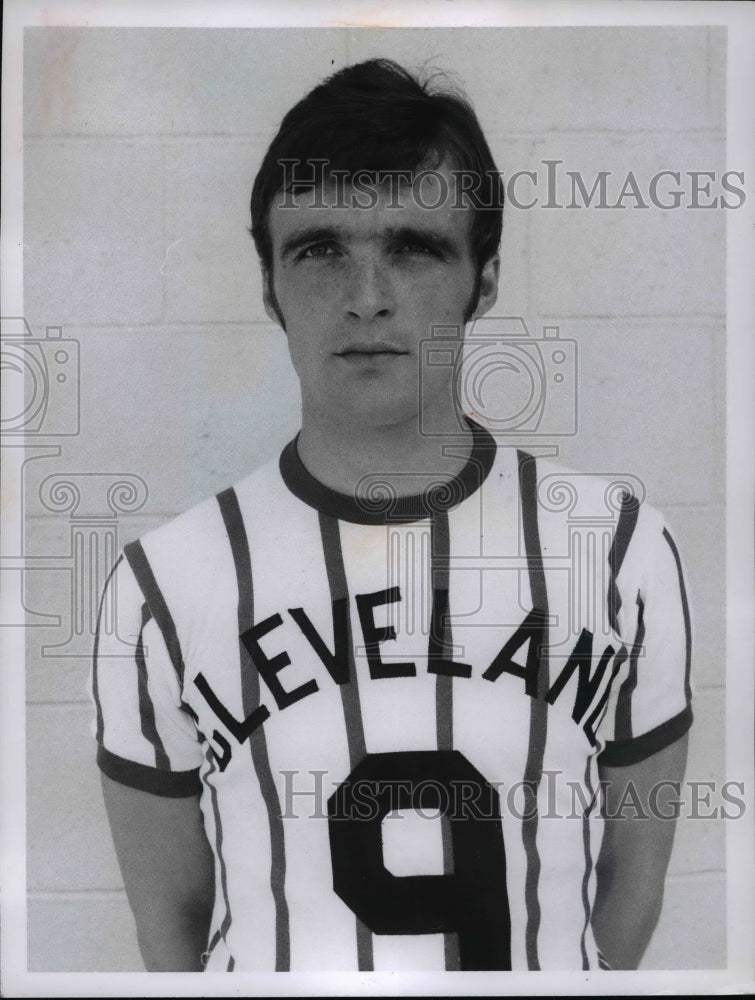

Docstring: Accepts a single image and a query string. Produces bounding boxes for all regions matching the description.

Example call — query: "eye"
[392,237,448,260]
[397,240,434,255]
[298,243,339,260]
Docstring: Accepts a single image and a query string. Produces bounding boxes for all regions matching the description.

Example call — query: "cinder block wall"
[23,27,726,971]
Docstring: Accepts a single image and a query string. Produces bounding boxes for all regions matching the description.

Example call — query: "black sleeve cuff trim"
[97,745,201,798]
[598,704,693,767]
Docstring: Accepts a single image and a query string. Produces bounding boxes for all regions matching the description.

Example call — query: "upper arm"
[92,552,212,969]
[101,775,214,970]
[598,730,689,875]
[101,774,215,914]
[592,732,689,969]
[591,511,693,967]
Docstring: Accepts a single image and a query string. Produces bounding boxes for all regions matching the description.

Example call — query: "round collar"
[279,417,496,524]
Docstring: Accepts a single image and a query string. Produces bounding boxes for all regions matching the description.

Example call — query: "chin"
[336,393,421,431]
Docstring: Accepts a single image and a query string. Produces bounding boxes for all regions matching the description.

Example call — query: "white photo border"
[2,1,753,996]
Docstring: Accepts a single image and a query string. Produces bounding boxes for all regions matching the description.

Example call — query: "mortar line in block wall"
[537,317,726,326]
[27,701,95,712]
[23,128,728,142]
[536,313,727,322]
[25,512,175,520]
[663,871,727,885]
[23,132,275,143]
[28,889,129,902]
[659,503,726,512]
[515,128,726,139]
[668,867,728,880]
[706,27,713,122]
[159,143,167,325]
[25,321,278,331]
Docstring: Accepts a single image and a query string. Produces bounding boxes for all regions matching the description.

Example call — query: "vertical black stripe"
[92,554,123,744]
[217,486,290,972]
[615,594,645,741]
[517,451,549,971]
[585,647,628,740]
[318,511,373,972]
[135,603,170,769]
[662,528,693,706]
[579,755,596,969]
[431,512,454,751]
[318,513,367,765]
[204,928,221,965]
[607,493,640,635]
[429,511,460,971]
[123,540,185,683]
[205,745,233,963]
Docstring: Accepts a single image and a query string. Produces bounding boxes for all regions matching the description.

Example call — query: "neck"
[296,404,476,498]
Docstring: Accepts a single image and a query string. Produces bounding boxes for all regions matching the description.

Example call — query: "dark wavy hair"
[250,59,504,275]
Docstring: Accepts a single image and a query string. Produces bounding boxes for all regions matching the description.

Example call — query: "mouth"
[335,343,409,358]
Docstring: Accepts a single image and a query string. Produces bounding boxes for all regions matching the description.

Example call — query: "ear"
[262,267,284,328]
[261,269,276,322]
[472,254,500,319]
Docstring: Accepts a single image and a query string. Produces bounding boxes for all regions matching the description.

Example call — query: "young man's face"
[263,163,499,432]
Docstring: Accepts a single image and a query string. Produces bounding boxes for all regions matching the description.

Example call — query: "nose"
[344,257,395,321]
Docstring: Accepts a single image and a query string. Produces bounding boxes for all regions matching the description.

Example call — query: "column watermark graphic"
[37,473,148,656]
[1,316,147,655]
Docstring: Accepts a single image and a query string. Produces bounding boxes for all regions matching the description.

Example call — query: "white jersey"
[92,420,692,971]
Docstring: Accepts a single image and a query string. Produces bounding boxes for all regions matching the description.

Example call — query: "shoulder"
[518,451,667,540]
[122,452,284,608]
[132,453,281,552]
[510,450,679,607]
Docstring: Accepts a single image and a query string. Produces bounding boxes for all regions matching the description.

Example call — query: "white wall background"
[23,26,726,972]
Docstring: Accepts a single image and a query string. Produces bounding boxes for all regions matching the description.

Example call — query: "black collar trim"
[279,417,497,525]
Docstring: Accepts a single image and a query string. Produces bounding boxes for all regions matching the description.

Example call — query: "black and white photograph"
[1,1,753,995]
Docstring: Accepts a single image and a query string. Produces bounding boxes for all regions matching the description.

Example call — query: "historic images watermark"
[279,768,747,823]
[276,159,747,211]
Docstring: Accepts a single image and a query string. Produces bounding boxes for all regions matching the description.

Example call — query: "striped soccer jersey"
[92,419,692,972]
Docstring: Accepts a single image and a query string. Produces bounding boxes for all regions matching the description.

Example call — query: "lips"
[336,342,409,356]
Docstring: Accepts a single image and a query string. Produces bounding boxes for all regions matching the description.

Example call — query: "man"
[92,59,692,972]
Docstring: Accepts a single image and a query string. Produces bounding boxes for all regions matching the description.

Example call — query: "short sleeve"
[91,552,203,796]
[598,513,693,767]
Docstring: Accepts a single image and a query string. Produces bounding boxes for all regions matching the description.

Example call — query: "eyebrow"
[278,224,463,262]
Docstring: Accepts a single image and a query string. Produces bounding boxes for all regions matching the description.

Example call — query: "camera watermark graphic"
[0,317,80,436]
[420,316,578,440]
[1,316,145,654]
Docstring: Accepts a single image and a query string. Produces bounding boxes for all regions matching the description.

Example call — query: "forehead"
[267,164,475,251]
